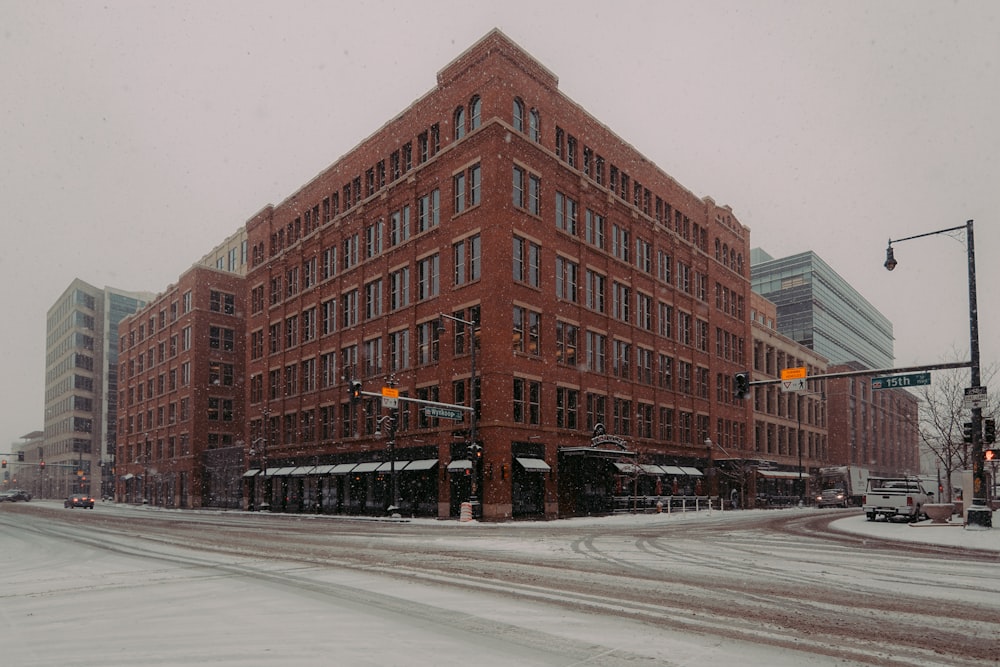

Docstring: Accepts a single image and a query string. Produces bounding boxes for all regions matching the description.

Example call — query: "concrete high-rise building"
[42,279,154,499]
[750,249,893,369]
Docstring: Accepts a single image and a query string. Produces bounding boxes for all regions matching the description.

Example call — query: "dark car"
[815,488,848,508]
[65,492,95,509]
[1,489,32,502]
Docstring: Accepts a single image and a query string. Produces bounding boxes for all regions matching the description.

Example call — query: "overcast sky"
[2,0,998,443]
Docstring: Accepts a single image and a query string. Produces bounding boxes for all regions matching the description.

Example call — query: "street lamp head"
[884,244,897,271]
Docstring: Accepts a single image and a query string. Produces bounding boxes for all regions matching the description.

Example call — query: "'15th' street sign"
[872,372,931,390]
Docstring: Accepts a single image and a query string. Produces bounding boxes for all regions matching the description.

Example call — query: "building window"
[454,171,466,213]
[454,106,465,140]
[586,393,606,431]
[658,354,673,390]
[284,316,298,349]
[321,299,336,335]
[417,254,440,300]
[658,302,673,339]
[208,362,234,387]
[342,289,359,329]
[365,279,383,320]
[299,307,314,343]
[390,329,409,371]
[365,219,383,259]
[512,166,524,208]
[585,270,606,313]
[209,291,235,314]
[390,267,410,311]
[555,320,578,366]
[512,306,540,355]
[528,108,540,142]
[555,256,578,302]
[613,340,631,379]
[454,235,482,286]
[469,95,481,130]
[585,209,605,249]
[512,236,540,287]
[555,192,578,235]
[301,358,316,393]
[417,320,439,365]
[613,282,630,322]
[209,326,234,351]
[363,337,383,377]
[418,190,440,231]
[513,378,540,425]
[586,331,606,373]
[390,205,410,246]
[556,387,578,430]
[512,98,524,132]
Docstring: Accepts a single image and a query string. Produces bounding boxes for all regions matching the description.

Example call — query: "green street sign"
[872,372,931,390]
[423,406,464,420]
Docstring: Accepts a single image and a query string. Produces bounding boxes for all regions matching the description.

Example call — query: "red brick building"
[826,361,921,476]
[241,30,753,520]
[116,265,246,508]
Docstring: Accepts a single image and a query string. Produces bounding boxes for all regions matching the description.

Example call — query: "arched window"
[737,253,744,275]
[512,98,524,132]
[529,108,540,142]
[454,106,466,140]
[722,243,729,267]
[714,238,721,261]
[469,95,481,130]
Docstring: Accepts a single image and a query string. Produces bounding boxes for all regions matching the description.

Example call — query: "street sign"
[964,386,988,410]
[871,371,931,390]
[781,378,806,392]
[781,366,807,380]
[381,387,399,398]
[424,406,464,421]
[381,397,399,409]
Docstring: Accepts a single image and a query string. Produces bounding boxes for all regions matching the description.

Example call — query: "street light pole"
[438,312,479,512]
[376,415,399,515]
[885,219,990,529]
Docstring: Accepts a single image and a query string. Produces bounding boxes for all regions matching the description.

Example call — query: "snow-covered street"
[1,502,997,666]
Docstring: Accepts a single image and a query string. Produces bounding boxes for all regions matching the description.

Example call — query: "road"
[1,502,997,666]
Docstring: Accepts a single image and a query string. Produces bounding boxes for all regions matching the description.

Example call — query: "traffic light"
[985,449,999,463]
[985,418,996,444]
[733,372,751,400]
[467,442,483,459]
[962,422,974,444]
[1,459,6,468]
[350,380,362,403]
[40,461,45,470]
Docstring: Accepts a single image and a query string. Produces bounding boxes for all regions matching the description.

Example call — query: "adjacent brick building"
[116,265,246,508]
[240,30,753,520]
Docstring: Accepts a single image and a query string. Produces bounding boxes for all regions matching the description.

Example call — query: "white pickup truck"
[862,477,935,522]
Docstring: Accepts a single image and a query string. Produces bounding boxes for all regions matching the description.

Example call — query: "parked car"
[0,489,32,502]
[65,492,95,509]
[815,488,848,508]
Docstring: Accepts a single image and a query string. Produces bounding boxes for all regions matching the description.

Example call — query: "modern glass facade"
[751,250,893,370]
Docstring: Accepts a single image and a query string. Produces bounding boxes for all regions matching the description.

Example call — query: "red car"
[65,493,95,509]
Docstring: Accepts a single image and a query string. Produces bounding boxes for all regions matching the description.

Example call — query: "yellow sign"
[780,366,807,380]
[381,387,399,398]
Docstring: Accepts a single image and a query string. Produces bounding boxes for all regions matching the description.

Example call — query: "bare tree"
[915,358,997,503]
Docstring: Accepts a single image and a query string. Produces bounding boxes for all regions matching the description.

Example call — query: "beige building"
[743,292,829,504]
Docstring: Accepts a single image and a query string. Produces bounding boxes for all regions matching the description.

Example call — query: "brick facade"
[116,266,246,508]
[241,30,753,520]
